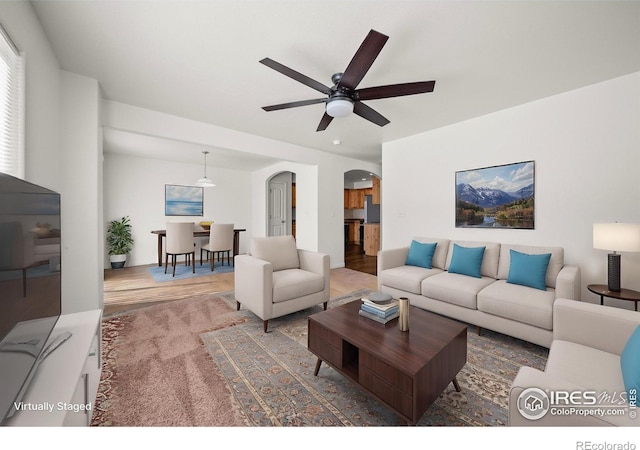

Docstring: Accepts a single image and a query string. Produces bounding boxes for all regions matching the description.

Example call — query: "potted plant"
[107,216,134,269]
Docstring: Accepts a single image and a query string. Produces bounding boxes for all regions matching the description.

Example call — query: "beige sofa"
[378,237,581,348]
[509,299,640,426]
[234,235,330,332]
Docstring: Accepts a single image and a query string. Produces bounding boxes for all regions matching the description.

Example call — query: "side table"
[587,284,640,312]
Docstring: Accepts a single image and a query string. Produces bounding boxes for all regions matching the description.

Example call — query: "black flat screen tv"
[0,172,62,425]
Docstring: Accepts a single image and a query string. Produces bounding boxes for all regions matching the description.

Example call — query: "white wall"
[1,3,104,315]
[103,101,382,269]
[382,72,640,307]
[104,152,252,267]
[59,71,103,313]
[0,1,60,191]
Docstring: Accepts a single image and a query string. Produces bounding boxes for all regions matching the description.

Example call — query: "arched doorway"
[267,171,296,237]
[344,169,380,275]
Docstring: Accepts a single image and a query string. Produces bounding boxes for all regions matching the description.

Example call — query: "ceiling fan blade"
[353,101,390,127]
[260,58,332,95]
[355,81,436,101]
[338,30,389,91]
[262,98,327,112]
[316,112,333,131]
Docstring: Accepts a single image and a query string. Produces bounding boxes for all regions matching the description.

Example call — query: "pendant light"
[196,150,216,187]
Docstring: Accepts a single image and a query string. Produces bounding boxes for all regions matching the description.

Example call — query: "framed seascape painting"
[165,184,204,216]
[455,160,535,229]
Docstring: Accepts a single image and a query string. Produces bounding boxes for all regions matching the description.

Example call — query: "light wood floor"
[103,264,378,315]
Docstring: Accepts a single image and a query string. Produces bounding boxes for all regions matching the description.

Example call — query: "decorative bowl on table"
[366,291,394,305]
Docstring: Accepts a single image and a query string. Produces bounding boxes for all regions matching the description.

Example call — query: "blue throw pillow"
[405,240,437,269]
[507,249,551,291]
[448,244,485,278]
[621,325,640,404]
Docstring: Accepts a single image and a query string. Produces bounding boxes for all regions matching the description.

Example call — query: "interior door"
[268,180,287,236]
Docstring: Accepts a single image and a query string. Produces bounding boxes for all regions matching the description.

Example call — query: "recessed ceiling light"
[332,139,341,145]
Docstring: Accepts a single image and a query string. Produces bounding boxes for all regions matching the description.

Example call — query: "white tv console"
[4,309,102,426]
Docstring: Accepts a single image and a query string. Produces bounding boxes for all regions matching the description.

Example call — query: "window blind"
[0,23,24,179]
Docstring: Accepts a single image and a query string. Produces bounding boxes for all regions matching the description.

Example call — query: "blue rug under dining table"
[148,260,234,282]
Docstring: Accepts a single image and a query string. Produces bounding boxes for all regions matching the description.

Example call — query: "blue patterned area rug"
[148,260,233,282]
[202,290,548,426]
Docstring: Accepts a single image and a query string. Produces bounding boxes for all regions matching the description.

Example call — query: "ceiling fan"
[260,29,436,132]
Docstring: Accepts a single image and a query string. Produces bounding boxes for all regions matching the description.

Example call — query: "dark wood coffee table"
[308,299,467,424]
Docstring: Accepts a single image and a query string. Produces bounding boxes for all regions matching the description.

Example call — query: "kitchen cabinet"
[345,220,362,243]
[372,177,381,205]
[364,223,380,256]
[344,189,366,209]
[292,183,296,208]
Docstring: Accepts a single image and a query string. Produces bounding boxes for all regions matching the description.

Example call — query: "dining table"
[151,228,246,267]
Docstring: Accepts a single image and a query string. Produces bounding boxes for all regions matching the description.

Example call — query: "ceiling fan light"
[326,98,354,118]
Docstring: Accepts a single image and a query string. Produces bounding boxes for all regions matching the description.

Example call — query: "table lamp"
[593,223,640,291]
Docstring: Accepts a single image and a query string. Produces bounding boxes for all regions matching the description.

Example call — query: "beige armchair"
[234,235,330,332]
[509,298,640,426]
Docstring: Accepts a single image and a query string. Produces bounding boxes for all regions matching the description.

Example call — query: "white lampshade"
[593,223,640,252]
[326,98,354,118]
[196,177,216,188]
[196,150,216,187]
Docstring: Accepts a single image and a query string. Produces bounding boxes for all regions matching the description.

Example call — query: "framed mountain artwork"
[455,161,535,229]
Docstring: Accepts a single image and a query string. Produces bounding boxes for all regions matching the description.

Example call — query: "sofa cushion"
[448,243,485,278]
[446,240,500,279]
[498,244,564,288]
[250,235,300,271]
[507,249,552,291]
[621,325,640,400]
[422,272,495,309]
[477,280,554,330]
[412,237,450,269]
[379,266,443,295]
[405,240,437,269]
[546,340,625,394]
[272,268,324,303]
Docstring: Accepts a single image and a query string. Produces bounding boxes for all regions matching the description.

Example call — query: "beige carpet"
[92,292,249,426]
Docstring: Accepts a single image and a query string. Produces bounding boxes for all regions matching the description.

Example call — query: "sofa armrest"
[553,298,640,355]
[298,249,330,299]
[377,246,409,273]
[298,249,329,276]
[509,366,610,427]
[234,254,273,320]
[554,265,580,300]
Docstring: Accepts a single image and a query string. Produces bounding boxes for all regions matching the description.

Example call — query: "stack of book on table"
[359,292,399,324]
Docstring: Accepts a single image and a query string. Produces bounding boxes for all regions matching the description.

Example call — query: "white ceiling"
[31,1,640,171]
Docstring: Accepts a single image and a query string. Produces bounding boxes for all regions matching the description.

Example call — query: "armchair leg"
[263,320,268,333]
[323,302,328,310]
[236,301,241,311]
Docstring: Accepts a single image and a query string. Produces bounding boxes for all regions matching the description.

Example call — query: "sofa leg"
[477,326,482,336]
[236,301,241,311]
[263,320,269,333]
[452,377,461,392]
[323,301,328,310]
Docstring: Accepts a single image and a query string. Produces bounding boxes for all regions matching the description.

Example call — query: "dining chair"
[165,222,196,276]
[201,223,234,271]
